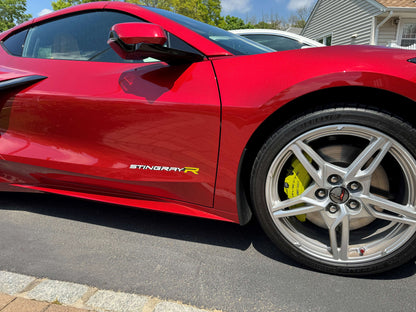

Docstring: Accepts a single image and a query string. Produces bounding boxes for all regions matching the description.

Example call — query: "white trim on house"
[385,7,416,13]
[372,10,393,45]
[364,0,388,11]
[317,32,333,46]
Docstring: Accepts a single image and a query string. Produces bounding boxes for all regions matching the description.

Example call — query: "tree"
[0,0,31,31]
[170,0,223,26]
[51,0,224,26]
[288,7,311,29]
[199,0,223,26]
[125,0,172,10]
[221,15,253,30]
[51,0,101,11]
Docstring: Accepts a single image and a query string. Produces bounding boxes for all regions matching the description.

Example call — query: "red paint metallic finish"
[0,57,221,208]
[111,23,167,45]
[0,2,415,225]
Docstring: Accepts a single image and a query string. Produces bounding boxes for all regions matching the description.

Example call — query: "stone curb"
[0,271,222,312]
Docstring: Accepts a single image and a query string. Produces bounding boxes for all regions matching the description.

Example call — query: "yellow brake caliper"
[283,157,311,222]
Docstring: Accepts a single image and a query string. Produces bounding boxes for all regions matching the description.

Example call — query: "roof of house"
[375,0,416,8]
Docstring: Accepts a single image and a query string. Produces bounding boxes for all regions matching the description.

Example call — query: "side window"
[242,34,306,52]
[22,11,146,63]
[2,29,29,56]
[3,10,202,63]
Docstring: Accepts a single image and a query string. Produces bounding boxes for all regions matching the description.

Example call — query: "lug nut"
[327,204,339,214]
[348,182,362,192]
[328,174,342,185]
[347,200,360,210]
[315,189,327,199]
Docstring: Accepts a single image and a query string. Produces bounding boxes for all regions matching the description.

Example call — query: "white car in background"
[230,29,324,51]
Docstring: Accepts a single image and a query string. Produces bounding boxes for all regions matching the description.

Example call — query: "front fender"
[211,46,416,223]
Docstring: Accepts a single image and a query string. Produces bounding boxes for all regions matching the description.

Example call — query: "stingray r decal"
[129,165,199,175]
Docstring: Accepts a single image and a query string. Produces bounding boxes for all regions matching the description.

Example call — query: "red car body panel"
[0,57,221,204]
[212,48,416,214]
[0,2,415,224]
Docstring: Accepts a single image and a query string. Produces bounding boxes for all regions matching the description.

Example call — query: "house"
[301,0,416,49]
[285,27,302,34]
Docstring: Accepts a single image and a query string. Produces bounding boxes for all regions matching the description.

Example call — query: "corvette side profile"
[1,2,416,276]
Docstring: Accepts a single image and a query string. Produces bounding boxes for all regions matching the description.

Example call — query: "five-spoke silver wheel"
[251,107,416,275]
[266,124,416,263]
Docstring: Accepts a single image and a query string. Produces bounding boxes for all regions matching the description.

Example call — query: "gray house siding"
[376,17,397,46]
[302,0,380,45]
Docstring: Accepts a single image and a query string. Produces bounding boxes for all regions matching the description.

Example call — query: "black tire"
[250,106,416,275]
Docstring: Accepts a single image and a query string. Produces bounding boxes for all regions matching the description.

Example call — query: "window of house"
[400,23,416,47]
[318,34,332,46]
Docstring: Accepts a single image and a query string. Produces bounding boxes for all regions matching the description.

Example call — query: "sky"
[26,0,318,21]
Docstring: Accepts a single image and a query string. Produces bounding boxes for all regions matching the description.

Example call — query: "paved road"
[1,192,416,312]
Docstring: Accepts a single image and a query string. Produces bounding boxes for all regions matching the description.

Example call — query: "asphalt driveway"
[0,193,416,312]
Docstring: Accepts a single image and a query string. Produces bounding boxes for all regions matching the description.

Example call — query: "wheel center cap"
[329,187,349,204]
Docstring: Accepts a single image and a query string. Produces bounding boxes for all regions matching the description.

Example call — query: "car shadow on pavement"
[0,192,298,263]
[1,192,415,279]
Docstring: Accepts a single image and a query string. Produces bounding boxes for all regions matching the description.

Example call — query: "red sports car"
[1,1,416,276]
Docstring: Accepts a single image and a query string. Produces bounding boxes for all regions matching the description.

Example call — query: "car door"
[0,10,221,207]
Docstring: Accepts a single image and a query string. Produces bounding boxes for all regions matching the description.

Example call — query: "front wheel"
[250,107,416,275]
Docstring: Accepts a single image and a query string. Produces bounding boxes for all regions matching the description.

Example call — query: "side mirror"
[110,22,167,46]
[108,22,204,65]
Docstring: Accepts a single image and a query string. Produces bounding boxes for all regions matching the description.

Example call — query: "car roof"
[230,29,325,47]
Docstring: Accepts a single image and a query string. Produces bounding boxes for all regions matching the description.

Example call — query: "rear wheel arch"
[236,86,416,226]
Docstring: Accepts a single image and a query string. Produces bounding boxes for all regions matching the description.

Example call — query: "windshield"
[145,7,274,56]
